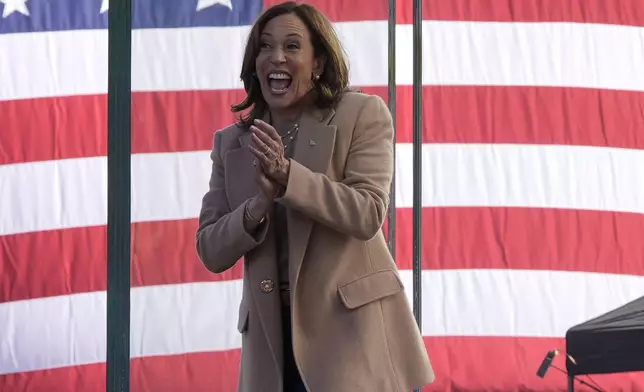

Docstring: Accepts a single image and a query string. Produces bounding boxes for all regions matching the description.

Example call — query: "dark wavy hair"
[231,1,350,127]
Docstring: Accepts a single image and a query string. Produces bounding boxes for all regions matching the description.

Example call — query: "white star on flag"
[100,0,108,14]
[1,0,29,18]
[196,0,232,12]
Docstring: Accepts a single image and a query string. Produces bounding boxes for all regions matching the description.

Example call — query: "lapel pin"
[309,140,316,147]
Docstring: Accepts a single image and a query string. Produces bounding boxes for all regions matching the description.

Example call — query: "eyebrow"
[261,32,303,38]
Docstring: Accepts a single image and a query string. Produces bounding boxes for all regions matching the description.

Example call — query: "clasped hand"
[249,119,291,199]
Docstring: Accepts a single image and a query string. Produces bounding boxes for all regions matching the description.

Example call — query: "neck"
[269,89,315,129]
[269,107,301,130]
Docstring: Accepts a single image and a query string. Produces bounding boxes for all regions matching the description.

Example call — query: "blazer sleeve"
[195,130,270,273]
[277,94,393,241]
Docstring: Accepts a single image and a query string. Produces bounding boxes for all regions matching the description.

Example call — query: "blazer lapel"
[227,107,276,208]
[287,106,337,299]
[225,132,259,210]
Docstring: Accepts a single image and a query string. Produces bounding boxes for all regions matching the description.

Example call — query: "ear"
[312,54,326,78]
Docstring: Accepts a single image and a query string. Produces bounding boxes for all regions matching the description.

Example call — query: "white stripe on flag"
[1,269,642,375]
[1,21,643,101]
[3,144,644,236]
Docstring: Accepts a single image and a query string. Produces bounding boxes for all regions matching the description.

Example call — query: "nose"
[269,48,286,64]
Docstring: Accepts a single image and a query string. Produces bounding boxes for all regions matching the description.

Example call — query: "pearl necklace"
[281,123,300,151]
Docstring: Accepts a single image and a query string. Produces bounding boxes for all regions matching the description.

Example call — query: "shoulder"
[336,90,387,112]
[331,91,392,142]
[210,122,246,154]
[333,90,390,125]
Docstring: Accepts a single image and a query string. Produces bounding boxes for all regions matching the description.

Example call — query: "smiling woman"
[195,2,434,392]
[231,0,349,126]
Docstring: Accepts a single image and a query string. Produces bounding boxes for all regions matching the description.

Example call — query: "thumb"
[256,169,272,188]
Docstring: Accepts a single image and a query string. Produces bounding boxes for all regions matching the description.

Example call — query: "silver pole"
[412,1,423,391]
[386,0,397,260]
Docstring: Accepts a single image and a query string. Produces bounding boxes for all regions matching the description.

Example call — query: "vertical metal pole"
[412,2,423,392]
[386,0,397,259]
[106,0,132,390]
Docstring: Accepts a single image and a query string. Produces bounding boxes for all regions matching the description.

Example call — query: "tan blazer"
[196,91,435,392]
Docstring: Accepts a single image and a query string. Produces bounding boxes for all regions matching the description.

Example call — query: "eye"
[285,42,300,50]
[259,41,271,49]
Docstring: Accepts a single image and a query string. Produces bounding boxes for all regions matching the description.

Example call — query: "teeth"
[268,72,291,80]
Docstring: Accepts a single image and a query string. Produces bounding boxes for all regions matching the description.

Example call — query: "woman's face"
[255,13,323,112]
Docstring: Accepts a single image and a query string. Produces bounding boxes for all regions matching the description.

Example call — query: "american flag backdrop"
[2,0,644,390]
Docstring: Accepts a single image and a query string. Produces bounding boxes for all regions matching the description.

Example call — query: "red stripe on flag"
[396,86,644,147]
[264,0,644,27]
[393,207,644,274]
[2,337,643,391]
[0,91,246,165]
[0,220,241,304]
[3,87,643,165]
[4,207,644,304]
[401,0,644,26]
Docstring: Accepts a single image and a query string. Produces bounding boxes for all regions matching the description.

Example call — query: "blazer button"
[260,279,275,293]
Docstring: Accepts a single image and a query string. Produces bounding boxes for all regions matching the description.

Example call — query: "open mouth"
[267,71,292,95]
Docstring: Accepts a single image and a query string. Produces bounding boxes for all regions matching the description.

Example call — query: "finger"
[253,158,268,177]
[251,125,280,150]
[253,120,282,142]
[257,169,271,181]
[249,145,273,167]
[256,169,274,189]
[251,132,273,155]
